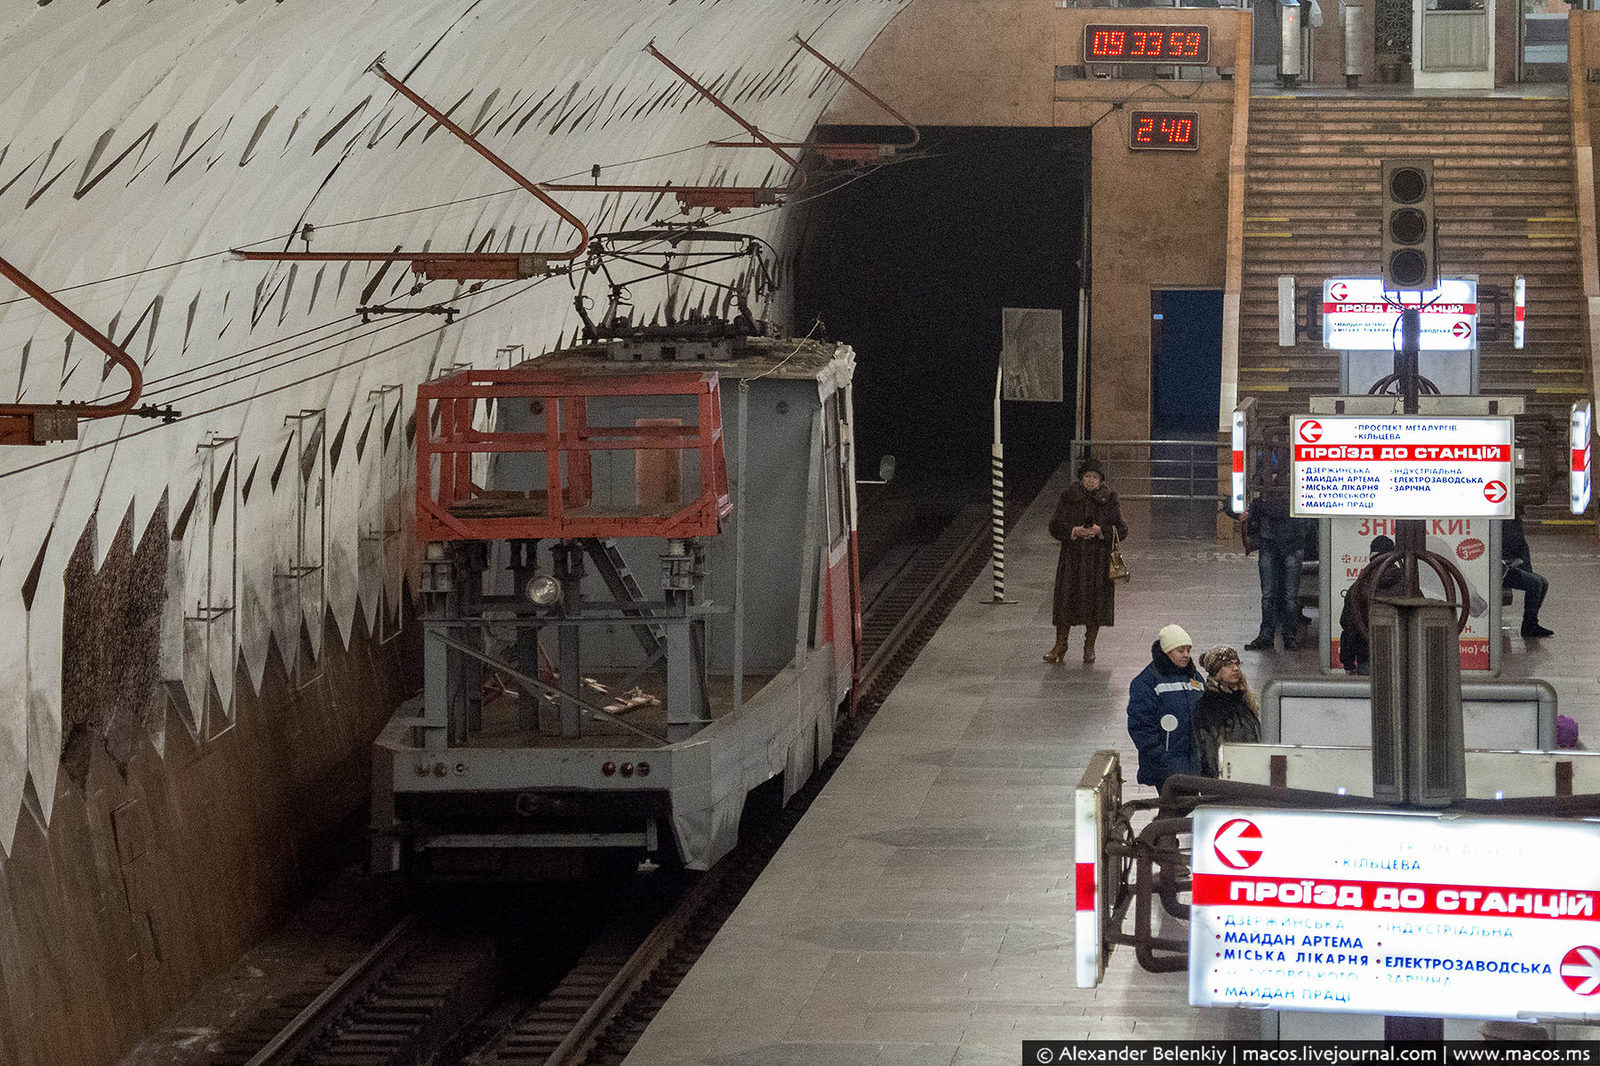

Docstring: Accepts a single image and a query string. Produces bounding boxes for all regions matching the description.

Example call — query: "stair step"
[1237,96,1589,438]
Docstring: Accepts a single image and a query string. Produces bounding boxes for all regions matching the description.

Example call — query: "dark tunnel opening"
[791,126,1091,502]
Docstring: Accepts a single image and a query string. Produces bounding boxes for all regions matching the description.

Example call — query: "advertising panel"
[1190,807,1600,1019]
[1327,516,1493,672]
[1292,415,1514,519]
[1322,278,1478,351]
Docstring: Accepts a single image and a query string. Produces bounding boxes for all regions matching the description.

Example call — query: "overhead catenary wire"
[149,278,527,407]
[0,274,550,484]
[0,139,746,311]
[1,139,914,482]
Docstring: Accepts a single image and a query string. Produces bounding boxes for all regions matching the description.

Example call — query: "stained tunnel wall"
[0,3,915,1062]
[792,126,1088,491]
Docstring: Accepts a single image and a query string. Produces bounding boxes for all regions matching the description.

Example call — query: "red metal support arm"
[0,255,178,445]
[236,58,588,276]
[710,36,920,156]
[0,255,143,419]
[543,42,803,213]
[643,42,799,169]
[368,61,588,259]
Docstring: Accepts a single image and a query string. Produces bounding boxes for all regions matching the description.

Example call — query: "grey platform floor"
[621,471,1600,1066]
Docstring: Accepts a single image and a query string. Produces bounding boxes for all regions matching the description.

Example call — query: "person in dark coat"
[1242,468,1313,651]
[1195,645,1261,778]
[1126,624,1204,789]
[1045,459,1128,665]
[1502,511,1553,638]
[1338,535,1402,675]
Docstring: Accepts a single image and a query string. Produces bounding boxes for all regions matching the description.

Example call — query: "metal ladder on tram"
[582,538,665,661]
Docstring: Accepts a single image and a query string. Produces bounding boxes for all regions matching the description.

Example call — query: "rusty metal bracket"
[542,42,802,214]
[710,35,921,163]
[0,255,178,445]
[235,58,588,280]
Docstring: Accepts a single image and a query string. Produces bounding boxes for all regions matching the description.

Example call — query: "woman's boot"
[1043,626,1071,663]
[1082,625,1100,664]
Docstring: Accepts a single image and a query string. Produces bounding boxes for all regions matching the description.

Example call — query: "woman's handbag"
[1108,526,1131,584]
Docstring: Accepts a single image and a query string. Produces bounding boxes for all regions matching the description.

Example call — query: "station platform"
[622,469,1600,1065]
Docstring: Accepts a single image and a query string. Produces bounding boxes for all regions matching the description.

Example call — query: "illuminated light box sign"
[1322,278,1478,351]
[1230,408,1247,514]
[1291,415,1514,519]
[1574,400,1592,515]
[1190,807,1600,1019]
[1083,24,1211,64]
[1130,110,1197,151]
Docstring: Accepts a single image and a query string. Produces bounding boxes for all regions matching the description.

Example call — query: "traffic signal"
[1380,158,1437,291]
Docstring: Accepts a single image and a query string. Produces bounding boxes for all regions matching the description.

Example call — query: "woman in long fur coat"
[1044,459,1127,664]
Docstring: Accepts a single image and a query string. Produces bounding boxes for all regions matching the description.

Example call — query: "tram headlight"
[527,574,562,606]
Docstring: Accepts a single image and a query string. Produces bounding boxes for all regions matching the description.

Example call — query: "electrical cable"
[0,137,746,310]
[155,276,531,408]
[4,124,920,475]
[0,275,549,483]
[745,318,823,383]
[90,309,367,403]
[80,158,876,412]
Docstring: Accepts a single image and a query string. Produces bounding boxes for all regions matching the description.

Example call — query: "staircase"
[1238,96,1589,519]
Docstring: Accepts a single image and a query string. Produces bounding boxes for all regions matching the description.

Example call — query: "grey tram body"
[373,341,860,879]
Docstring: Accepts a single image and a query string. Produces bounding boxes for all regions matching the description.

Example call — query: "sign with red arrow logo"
[1212,818,1263,870]
[1291,415,1515,519]
[1321,277,1478,351]
[1561,946,1600,995]
[1190,807,1600,1020]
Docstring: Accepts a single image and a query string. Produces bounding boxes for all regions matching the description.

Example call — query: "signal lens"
[1389,208,1426,245]
[1389,250,1429,288]
[1389,167,1427,204]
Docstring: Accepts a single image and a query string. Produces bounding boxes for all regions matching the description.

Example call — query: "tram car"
[371,321,861,880]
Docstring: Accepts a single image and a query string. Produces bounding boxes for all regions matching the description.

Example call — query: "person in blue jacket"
[1126,623,1205,789]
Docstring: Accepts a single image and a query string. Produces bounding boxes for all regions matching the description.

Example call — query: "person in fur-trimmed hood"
[1195,645,1261,778]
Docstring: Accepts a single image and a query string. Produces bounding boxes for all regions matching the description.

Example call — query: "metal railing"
[1069,439,1224,499]
[1069,438,1225,538]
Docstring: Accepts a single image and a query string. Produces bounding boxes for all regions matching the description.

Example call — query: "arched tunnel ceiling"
[0,0,910,853]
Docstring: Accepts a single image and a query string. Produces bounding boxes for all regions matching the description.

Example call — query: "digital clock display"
[1084,24,1211,64]
[1129,110,1199,151]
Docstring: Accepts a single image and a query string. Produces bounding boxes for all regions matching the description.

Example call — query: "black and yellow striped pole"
[992,364,1006,602]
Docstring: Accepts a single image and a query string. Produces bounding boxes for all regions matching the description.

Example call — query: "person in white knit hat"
[1126,623,1204,788]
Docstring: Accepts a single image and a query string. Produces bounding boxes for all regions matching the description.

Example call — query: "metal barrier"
[1069,438,1224,537]
[1259,676,1557,749]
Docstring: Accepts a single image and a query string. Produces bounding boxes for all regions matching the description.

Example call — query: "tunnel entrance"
[791,126,1090,501]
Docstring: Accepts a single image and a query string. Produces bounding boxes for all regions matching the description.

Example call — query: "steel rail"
[241,914,420,1066]
[225,499,1003,1066]
[521,506,998,1066]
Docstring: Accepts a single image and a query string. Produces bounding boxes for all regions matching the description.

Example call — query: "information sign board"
[1291,415,1514,519]
[1322,278,1478,351]
[1190,807,1600,1019]
[1327,517,1493,672]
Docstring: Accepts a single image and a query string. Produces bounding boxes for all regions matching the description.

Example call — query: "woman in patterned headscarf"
[1195,645,1261,778]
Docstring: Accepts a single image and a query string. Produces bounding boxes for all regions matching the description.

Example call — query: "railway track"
[232,500,1000,1066]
